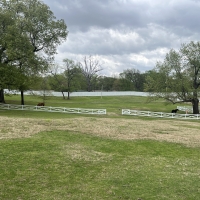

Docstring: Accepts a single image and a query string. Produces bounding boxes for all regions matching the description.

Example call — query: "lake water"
[52,91,148,97]
[7,90,149,97]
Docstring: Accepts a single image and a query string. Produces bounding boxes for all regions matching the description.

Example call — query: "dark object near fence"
[37,102,45,106]
[171,108,179,113]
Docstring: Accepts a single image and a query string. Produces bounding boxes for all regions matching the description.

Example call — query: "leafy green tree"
[62,59,81,99]
[48,73,67,99]
[143,70,166,93]
[49,60,81,99]
[112,78,123,91]
[0,5,35,102]
[0,0,68,104]
[120,69,145,91]
[0,63,23,102]
[145,41,200,114]
[39,76,52,104]
[119,76,134,91]
[74,72,87,91]
[96,76,117,91]
[103,77,117,91]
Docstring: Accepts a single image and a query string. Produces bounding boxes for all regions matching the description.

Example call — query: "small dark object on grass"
[171,108,179,113]
[37,102,45,106]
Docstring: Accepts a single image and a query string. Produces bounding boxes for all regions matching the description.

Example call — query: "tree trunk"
[61,91,65,99]
[192,98,199,114]
[21,90,24,105]
[67,82,70,100]
[67,91,70,100]
[88,81,92,92]
[0,89,5,103]
[192,91,199,114]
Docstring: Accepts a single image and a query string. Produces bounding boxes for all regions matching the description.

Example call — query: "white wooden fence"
[1,103,200,119]
[0,103,106,115]
[122,109,200,120]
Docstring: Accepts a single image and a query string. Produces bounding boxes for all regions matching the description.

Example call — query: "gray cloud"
[44,0,148,31]
[43,0,200,76]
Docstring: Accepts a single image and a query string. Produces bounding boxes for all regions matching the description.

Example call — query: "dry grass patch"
[0,116,200,147]
[63,143,112,162]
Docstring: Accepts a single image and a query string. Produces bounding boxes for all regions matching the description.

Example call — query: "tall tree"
[80,55,103,92]
[50,60,81,99]
[0,0,68,104]
[39,75,52,104]
[0,4,35,102]
[145,41,200,114]
[49,70,68,99]
[62,59,81,99]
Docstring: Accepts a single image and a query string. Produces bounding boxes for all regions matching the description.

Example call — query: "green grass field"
[4,94,185,114]
[0,94,200,199]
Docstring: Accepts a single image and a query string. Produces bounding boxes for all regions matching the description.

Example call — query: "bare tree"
[80,55,103,91]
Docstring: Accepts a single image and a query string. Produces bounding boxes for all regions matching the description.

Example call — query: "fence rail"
[0,103,106,115]
[122,109,200,120]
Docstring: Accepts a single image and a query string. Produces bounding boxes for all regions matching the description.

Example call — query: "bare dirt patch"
[0,116,200,147]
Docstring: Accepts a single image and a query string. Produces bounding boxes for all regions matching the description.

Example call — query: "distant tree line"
[38,60,148,100]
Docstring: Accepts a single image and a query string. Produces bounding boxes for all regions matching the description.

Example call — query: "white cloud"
[43,0,200,76]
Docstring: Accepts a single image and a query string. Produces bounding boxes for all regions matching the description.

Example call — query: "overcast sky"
[43,0,200,76]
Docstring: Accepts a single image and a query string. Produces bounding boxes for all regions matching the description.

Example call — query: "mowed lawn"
[0,95,200,199]
[1,130,200,200]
